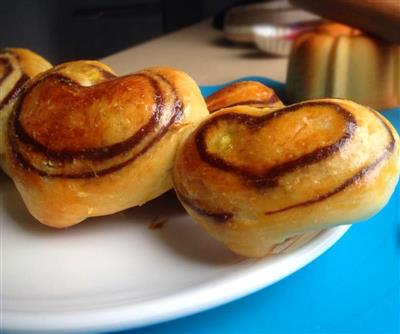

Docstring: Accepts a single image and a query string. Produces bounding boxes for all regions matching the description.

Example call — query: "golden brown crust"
[206,81,283,113]
[5,61,209,227]
[286,23,400,110]
[173,98,400,257]
[0,48,52,171]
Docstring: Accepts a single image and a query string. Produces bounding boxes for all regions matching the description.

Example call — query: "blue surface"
[118,78,400,334]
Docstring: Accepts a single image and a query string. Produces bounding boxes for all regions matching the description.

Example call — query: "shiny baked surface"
[173,98,400,257]
[10,62,180,178]
[206,81,284,112]
[5,61,209,227]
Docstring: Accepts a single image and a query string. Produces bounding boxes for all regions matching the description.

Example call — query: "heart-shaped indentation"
[196,101,357,187]
[9,63,184,178]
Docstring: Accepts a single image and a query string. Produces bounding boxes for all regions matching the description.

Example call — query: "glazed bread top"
[8,62,206,178]
[173,98,399,256]
[5,61,209,227]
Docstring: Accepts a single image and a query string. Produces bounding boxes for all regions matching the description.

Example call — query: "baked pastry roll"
[206,81,283,113]
[0,48,52,170]
[5,61,209,228]
[173,99,400,257]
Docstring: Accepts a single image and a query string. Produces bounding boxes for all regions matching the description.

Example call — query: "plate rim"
[2,225,350,333]
[2,76,367,333]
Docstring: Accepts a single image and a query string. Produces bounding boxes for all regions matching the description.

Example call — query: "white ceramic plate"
[1,172,350,333]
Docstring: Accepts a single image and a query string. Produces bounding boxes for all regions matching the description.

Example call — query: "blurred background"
[2,0,399,107]
[0,0,245,63]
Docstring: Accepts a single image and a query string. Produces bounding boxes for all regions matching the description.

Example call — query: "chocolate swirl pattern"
[0,54,29,112]
[173,98,400,257]
[5,62,209,227]
[0,48,52,110]
[196,102,357,188]
[0,56,14,88]
[176,190,233,223]
[0,48,52,172]
[9,70,183,178]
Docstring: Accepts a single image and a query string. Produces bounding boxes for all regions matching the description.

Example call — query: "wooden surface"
[102,20,288,85]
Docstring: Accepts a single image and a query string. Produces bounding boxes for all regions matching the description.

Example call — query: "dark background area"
[0,0,243,64]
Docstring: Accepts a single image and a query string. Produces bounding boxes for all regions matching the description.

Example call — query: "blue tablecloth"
[117,78,400,334]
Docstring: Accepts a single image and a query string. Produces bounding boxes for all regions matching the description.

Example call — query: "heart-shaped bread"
[5,61,209,227]
[173,99,400,257]
[0,48,52,171]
